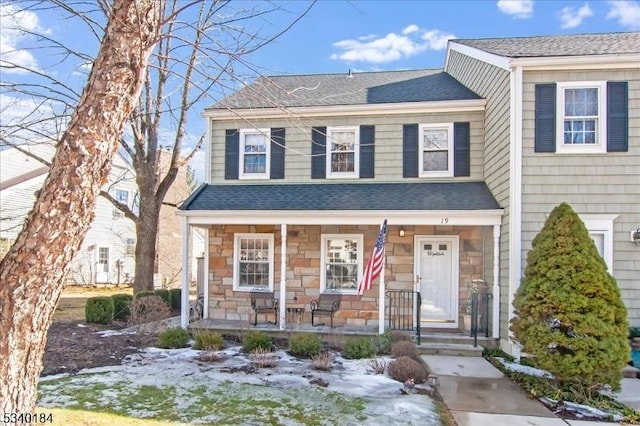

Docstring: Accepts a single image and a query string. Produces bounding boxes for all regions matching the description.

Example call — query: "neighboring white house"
[0,144,137,285]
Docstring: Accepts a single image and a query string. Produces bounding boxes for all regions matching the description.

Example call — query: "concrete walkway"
[421,355,635,426]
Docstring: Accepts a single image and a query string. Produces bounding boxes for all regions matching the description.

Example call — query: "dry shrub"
[311,351,333,371]
[367,357,388,374]
[391,331,412,343]
[250,347,278,368]
[391,341,418,358]
[128,295,171,343]
[388,356,428,384]
[197,351,225,363]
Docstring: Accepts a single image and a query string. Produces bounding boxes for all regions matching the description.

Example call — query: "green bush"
[111,293,133,321]
[391,341,418,359]
[242,331,272,353]
[85,296,114,324]
[158,327,190,349]
[388,356,428,384]
[169,288,181,309]
[153,289,171,307]
[343,337,375,359]
[193,330,224,351]
[135,290,156,299]
[511,203,629,393]
[289,333,323,357]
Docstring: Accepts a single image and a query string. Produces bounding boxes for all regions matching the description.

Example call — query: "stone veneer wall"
[207,224,488,327]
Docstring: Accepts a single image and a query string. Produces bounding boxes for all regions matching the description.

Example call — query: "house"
[0,144,137,285]
[178,32,639,353]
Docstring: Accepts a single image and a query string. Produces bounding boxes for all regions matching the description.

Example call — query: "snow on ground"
[496,357,554,378]
[39,346,440,425]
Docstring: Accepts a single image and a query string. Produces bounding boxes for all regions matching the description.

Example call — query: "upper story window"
[326,126,359,178]
[419,123,454,177]
[113,188,129,219]
[556,81,606,154]
[321,234,363,294]
[239,129,270,179]
[233,233,274,291]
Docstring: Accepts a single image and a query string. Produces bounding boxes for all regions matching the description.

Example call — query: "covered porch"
[178,182,504,338]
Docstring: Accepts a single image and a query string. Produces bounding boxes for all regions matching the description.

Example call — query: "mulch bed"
[42,322,147,376]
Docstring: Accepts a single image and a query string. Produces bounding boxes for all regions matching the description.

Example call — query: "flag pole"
[378,224,386,335]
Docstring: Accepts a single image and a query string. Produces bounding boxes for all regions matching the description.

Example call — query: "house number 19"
[440,218,449,224]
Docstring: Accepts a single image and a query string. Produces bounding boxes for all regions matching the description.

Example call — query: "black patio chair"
[250,288,278,326]
[310,289,342,328]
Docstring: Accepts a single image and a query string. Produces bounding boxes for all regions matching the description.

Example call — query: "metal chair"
[250,288,278,326]
[310,289,342,328]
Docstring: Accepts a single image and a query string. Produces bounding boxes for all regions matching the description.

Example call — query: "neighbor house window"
[239,129,270,179]
[326,126,359,178]
[126,238,136,255]
[419,123,454,177]
[233,234,274,291]
[321,234,363,293]
[98,247,110,273]
[556,81,606,153]
[113,189,129,218]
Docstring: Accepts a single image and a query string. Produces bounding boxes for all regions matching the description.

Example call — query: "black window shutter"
[311,127,326,179]
[402,124,419,178]
[359,125,375,178]
[453,122,470,177]
[225,129,239,180]
[534,83,557,153]
[270,128,285,179]
[607,81,628,152]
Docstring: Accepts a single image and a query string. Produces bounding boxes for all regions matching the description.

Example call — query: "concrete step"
[418,331,496,347]
[416,342,484,357]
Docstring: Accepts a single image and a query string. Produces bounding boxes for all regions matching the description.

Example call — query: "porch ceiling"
[179,182,503,226]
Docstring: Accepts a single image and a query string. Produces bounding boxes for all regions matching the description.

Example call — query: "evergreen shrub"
[343,337,375,359]
[288,333,323,357]
[193,330,224,351]
[85,296,114,324]
[135,290,155,299]
[511,203,629,393]
[169,288,181,309]
[111,293,133,321]
[242,331,272,353]
[158,327,190,349]
[153,289,171,307]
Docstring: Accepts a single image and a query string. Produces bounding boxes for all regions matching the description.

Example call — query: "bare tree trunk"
[0,0,162,416]
[133,196,160,292]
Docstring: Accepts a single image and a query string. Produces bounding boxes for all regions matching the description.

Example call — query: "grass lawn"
[42,408,182,425]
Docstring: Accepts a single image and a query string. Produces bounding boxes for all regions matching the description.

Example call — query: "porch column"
[180,217,190,328]
[203,227,210,319]
[279,224,287,330]
[492,224,501,338]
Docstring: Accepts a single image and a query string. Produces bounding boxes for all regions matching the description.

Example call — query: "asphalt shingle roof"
[181,182,501,211]
[209,69,481,110]
[454,32,640,58]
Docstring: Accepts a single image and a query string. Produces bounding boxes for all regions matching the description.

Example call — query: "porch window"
[321,234,363,293]
[233,234,274,291]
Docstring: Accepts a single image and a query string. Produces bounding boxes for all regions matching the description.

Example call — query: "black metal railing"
[385,290,421,345]
[470,291,493,347]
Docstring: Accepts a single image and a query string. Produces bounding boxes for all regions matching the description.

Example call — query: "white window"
[419,123,454,177]
[98,247,110,273]
[326,126,359,178]
[113,189,129,219]
[556,81,606,154]
[580,214,617,272]
[239,129,270,179]
[126,238,136,255]
[321,234,363,293]
[233,234,274,291]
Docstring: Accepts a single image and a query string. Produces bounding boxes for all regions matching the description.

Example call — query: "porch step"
[417,331,498,348]
[416,342,484,357]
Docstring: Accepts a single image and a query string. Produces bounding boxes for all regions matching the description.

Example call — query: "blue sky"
[1,0,639,180]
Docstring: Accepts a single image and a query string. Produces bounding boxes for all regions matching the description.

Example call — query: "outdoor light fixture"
[631,228,640,246]
[399,226,405,237]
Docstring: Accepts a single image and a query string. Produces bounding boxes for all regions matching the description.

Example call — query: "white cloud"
[0,3,48,74]
[330,26,455,65]
[607,0,640,29]
[559,4,594,29]
[497,0,534,18]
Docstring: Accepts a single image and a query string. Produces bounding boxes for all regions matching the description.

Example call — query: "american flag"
[358,219,387,294]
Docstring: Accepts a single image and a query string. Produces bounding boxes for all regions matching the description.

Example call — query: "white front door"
[96,246,110,283]
[415,236,459,328]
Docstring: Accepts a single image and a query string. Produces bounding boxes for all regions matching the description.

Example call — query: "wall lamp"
[399,226,405,237]
[631,228,640,246]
